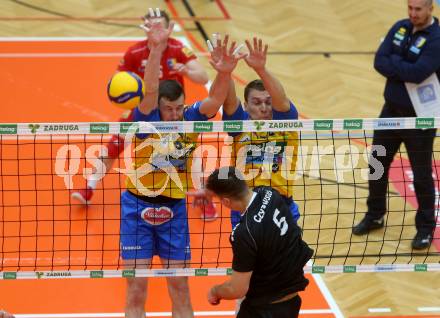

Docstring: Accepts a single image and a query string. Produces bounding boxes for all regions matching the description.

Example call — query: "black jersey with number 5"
[230,186,313,305]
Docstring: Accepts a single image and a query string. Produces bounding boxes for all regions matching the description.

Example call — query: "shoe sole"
[352,224,384,236]
[201,214,218,222]
[71,193,90,205]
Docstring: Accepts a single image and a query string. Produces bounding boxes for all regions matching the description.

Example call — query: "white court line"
[0,37,145,41]
[0,53,122,58]
[418,307,440,312]
[309,261,344,318]
[368,308,392,313]
[14,309,334,317]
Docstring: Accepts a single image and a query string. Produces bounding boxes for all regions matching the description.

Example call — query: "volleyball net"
[0,118,439,279]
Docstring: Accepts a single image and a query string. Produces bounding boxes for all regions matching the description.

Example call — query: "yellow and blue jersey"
[125,101,207,199]
[223,102,299,198]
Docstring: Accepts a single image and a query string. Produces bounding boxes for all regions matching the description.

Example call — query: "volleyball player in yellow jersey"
[222,37,300,228]
[119,17,245,318]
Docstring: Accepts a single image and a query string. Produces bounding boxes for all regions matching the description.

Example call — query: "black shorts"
[237,295,301,318]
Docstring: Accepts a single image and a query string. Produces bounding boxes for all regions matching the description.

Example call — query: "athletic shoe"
[412,232,433,250]
[71,187,94,205]
[352,216,384,235]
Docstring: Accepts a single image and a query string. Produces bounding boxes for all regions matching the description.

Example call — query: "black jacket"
[374,17,440,115]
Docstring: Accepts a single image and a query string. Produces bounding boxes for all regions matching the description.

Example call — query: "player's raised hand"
[140,8,174,50]
[209,34,246,74]
[244,37,268,71]
[207,33,223,64]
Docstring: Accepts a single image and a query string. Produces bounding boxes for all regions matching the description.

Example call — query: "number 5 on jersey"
[273,209,288,236]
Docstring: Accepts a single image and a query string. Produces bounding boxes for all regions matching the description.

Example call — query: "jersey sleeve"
[231,225,257,272]
[117,48,135,72]
[272,101,299,120]
[183,101,209,121]
[133,107,160,122]
[222,103,249,120]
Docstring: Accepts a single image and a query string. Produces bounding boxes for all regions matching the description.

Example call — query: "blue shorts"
[120,191,191,261]
[231,196,300,229]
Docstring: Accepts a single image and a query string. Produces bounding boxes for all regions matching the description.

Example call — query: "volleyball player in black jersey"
[202,167,313,318]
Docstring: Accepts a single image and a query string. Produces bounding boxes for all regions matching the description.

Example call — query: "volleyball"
[107,71,145,110]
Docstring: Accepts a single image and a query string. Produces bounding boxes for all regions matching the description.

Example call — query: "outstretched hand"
[244,37,268,71]
[139,8,174,51]
[207,34,247,74]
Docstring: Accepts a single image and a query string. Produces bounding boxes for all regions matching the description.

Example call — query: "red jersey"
[118,37,197,88]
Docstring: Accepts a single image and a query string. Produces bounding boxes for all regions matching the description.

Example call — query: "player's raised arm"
[199,35,246,118]
[244,37,290,112]
[137,18,174,115]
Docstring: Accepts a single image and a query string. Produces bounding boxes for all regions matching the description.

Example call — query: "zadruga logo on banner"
[36,271,72,279]
[29,124,41,134]
[0,124,17,134]
[268,121,303,129]
[43,124,80,132]
[343,119,363,130]
[223,121,243,132]
[193,122,213,132]
[254,121,265,131]
[314,120,333,130]
[90,123,109,133]
[415,118,434,129]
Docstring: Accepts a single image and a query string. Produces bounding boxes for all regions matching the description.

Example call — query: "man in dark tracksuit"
[353,0,440,249]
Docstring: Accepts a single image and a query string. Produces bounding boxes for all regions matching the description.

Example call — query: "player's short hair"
[144,9,171,26]
[206,167,249,200]
[244,79,266,102]
[159,80,185,102]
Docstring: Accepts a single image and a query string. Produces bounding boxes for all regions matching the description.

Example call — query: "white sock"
[87,176,99,190]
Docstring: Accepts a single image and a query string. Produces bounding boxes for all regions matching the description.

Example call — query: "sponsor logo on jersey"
[141,206,173,225]
[182,47,194,58]
[253,190,273,223]
[415,36,426,48]
[121,245,142,250]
